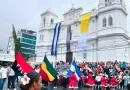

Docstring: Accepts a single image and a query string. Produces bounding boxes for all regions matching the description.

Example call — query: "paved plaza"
[3,79,89,90]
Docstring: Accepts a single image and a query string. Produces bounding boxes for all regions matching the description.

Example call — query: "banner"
[66,25,71,52]
[80,13,91,34]
[77,13,91,59]
[51,23,61,55]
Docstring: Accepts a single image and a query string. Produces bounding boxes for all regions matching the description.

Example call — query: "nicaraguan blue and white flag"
[67,60,82,80]
[51,23,61,55]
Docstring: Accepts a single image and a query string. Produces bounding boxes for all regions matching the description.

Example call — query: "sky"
[0,0,130,50]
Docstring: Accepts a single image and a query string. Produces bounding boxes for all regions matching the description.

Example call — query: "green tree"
[12,24,23,76]
[12,24,21,57]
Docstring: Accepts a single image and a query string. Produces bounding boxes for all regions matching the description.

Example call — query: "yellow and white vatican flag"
[77,13,91,59]
[80,13,91,34]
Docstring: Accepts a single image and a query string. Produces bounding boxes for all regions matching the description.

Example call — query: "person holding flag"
[39,55,58,89]
[67,60,82,89]
[69,70,78,90]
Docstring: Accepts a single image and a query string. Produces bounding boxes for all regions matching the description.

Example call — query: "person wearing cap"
[68,70,78,90]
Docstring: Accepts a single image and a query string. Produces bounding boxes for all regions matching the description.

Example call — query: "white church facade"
[36,0,130,63]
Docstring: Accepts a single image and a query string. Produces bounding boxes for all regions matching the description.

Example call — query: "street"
[3,79,88,90]
[3,79,20,90]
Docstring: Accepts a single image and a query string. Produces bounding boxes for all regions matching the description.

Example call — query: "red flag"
[16,52,34,74]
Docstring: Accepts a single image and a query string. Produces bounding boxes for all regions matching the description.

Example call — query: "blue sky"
[0,0,130,50]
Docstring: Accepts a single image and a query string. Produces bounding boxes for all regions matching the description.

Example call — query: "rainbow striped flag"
[40,55,58,82]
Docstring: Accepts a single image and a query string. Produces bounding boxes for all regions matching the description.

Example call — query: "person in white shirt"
[95,73,102,90]
[1,64,8,90]
[7,63,16,90]
[62,69,68,88]
[34,65,40,73]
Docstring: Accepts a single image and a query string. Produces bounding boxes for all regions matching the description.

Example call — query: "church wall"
[98,9,127,30]
[114,10,127,31]
[97,35,129,62]
[36,0,130,63]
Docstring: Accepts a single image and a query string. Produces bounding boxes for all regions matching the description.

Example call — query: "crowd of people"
[34,60,130,90]
[0,63,16,90]
[0,60,130,90]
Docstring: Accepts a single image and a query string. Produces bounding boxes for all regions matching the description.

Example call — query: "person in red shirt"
[109,75,117,90]
[68,71,78,90]
[100,75,108,90]
[81,73,86,87]
[86,72,95,90]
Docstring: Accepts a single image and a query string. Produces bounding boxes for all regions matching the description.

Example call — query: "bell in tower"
[105,0,112,6]
[40,9,58,28]
[99,0,126,8]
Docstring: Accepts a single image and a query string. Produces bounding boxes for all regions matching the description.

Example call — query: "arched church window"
[51,19,54,25]
[40,35,41,40]
[108,16,113,26]
[42,34,44,41]
[70,32,72,40]
[105,0,108,6]
[120,0,122,4]
[103,18,107,27]
[105,0,111,6]
[43,18,46,27]
[108,0,112,4]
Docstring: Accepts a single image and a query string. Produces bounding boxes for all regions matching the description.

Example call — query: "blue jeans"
[0,78,6,90]
[0,79,2,90]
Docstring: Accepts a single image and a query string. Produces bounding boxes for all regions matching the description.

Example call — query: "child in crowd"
[68,70,78,90]
[109,75,117,90]
[81,73,86,87]
[95,72,101,90]
[115,76,122,90]
[100,74,108,90]
[123,73,129,90]
[86,71,95,90]
[127,73,130,90]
